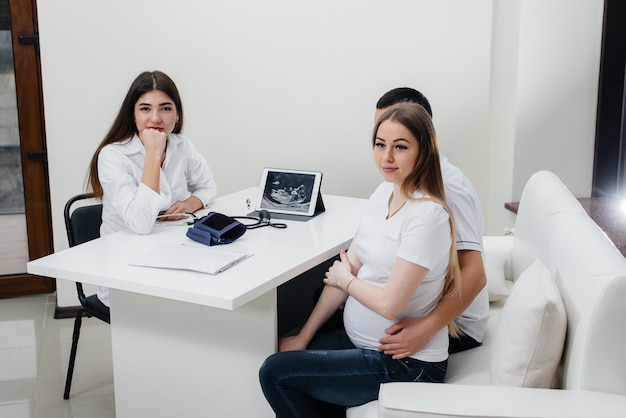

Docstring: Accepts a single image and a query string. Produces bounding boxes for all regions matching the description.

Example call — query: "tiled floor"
[0,293,115,418]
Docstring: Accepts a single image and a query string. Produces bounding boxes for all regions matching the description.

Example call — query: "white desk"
[28,188,367,418]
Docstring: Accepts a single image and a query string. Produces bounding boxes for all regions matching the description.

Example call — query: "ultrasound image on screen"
[261,171,315,213]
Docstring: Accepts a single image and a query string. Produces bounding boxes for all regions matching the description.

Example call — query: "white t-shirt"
[96,133,217,306]
[440,154,490,342]
[343,182,452,362]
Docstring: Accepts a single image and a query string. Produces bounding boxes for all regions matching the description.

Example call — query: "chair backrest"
[512,171,626,395]
[64,193,103,248]
[64,193,104,303]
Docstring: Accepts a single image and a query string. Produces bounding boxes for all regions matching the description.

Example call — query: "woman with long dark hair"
[86,70,216,308]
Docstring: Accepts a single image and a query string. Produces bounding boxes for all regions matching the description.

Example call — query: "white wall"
[486,0,521,236]
[512,0,603,199]
[36,0,603,307]
[485,0,604,236]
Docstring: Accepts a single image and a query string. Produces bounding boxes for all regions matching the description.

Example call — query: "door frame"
[1,0,54,297]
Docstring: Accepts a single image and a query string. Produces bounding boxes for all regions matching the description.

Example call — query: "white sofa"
[348,170,626,418]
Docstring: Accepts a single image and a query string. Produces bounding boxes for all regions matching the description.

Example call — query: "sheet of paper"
[129,243,252,275]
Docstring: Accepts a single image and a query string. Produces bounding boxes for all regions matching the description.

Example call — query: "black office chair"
[63,193,110,399]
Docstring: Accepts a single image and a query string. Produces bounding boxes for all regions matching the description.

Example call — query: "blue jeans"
[259,329,448,418]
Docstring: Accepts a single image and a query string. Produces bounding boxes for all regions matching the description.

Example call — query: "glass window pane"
[0,3,28,275]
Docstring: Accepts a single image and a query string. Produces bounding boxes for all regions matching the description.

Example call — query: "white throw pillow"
[485,251,509,302]
[490,259,567,388]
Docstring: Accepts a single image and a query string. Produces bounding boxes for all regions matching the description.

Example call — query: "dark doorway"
[592,0,626,197]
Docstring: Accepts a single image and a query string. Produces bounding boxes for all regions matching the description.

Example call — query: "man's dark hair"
[376,87,433,117]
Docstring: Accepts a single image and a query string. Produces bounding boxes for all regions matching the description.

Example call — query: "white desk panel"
[28,188,367,310]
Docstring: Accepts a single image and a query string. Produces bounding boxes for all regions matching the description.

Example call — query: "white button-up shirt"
[98,133,217,236]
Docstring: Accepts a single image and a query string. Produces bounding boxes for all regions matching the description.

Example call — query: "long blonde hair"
[373,103,462,336]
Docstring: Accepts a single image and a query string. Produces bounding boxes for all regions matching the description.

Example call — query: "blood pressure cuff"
[186,212,246,246]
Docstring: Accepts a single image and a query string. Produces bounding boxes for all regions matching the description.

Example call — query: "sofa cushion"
[485,251,509,302]
[490,259,566,388]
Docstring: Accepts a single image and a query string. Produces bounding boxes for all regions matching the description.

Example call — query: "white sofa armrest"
[377,383,626,418]
[482,235,515,281]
